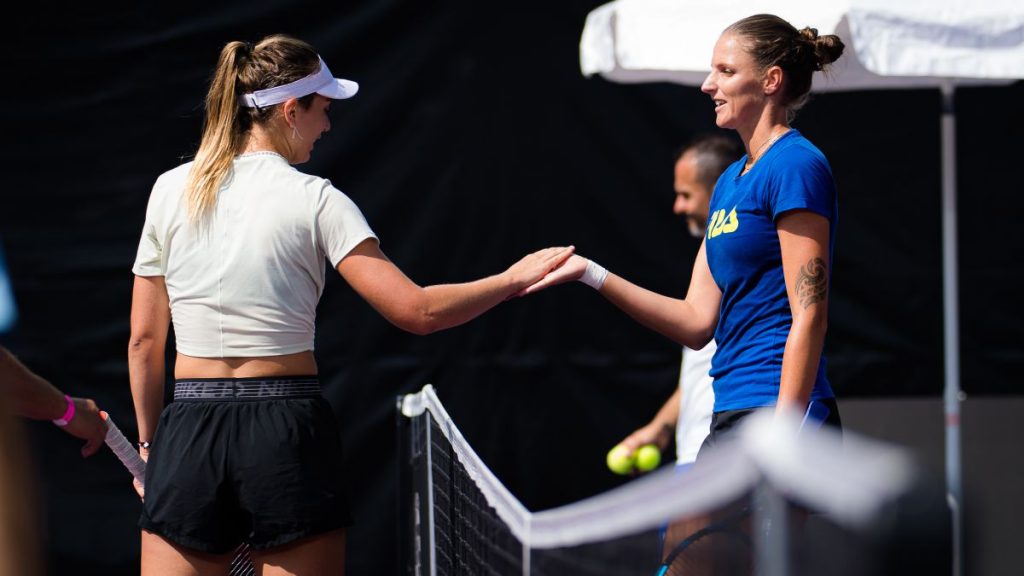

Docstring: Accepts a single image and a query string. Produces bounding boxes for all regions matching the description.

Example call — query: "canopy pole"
[940,79,963,576]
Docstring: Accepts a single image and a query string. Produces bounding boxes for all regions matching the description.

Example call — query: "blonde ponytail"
[185,41,249,222]
[184,35,321,222]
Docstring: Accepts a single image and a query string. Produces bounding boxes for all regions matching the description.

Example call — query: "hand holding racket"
[100,411,146,497]
[101,411,255,575]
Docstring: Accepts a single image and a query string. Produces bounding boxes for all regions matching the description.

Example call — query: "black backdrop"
[4,1,1022,574]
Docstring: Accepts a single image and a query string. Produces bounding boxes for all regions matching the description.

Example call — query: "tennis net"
[397,384,951,576]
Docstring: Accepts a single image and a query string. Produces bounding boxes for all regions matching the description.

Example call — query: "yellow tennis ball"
[606,444,635,475]
[635,444,661,472]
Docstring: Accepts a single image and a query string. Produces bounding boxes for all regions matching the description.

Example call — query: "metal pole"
[522,518,531,576]
[753,480,789,576]
[425,412,438,576]
[940,79,963,576]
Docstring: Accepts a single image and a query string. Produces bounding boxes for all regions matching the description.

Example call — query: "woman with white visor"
[129,34,572,575]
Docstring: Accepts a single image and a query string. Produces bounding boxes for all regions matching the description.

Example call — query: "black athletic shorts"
[696,397,842,461]
[139,376,352,554]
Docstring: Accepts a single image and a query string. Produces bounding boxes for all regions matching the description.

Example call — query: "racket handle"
[101,411,146,486]
[800,400,830,432]
[101,414,254,573]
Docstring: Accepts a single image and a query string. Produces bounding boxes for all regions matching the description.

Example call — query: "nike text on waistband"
[174,378,321,400]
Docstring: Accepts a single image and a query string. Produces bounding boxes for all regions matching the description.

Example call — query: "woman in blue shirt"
[529,14,845,452]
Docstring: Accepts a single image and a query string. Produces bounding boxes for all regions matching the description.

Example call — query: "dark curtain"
[4,1,1021,574]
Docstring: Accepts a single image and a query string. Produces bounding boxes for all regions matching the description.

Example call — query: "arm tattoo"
[795,257,827,309]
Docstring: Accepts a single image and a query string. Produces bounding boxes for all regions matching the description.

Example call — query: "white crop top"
[132,152,377,357]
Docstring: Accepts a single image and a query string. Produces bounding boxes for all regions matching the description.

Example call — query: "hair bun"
[799,26,819,42]
[799,27,844,70]
[814,34,846,69]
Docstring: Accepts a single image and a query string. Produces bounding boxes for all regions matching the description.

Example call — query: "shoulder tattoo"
[795,257,827,309]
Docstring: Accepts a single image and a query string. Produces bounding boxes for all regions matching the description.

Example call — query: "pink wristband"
[52,394,75,427]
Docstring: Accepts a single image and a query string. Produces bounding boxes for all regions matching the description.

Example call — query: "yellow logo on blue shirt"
[707,207,739,239]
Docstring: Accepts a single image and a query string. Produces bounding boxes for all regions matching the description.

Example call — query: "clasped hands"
[507,251,592,299]
[523,254,591,295]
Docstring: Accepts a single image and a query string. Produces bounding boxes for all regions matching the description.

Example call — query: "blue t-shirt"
[705,130,836,411]
[0,242,16,335]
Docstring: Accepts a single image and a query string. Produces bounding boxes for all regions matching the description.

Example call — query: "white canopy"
[581,0,1024,89]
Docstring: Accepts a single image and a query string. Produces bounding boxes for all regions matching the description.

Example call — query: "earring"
[291,125,301,141]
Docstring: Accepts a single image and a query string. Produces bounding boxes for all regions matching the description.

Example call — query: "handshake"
[509,251,609,299]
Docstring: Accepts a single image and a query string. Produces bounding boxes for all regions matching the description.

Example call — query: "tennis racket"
[655,401,833,574]
[102,412,256,576]
[655,506,752,575]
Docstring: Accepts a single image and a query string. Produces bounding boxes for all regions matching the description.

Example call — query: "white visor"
[240,56,358,109]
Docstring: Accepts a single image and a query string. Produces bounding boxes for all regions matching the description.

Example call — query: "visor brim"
[317,78,359,100]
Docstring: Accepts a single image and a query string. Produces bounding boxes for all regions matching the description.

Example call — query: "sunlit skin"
[700,32,789,162]
[672,150,714,238]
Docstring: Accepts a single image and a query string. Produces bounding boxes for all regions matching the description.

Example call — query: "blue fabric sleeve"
[767,150,836,223]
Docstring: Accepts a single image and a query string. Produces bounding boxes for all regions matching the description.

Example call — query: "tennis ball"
[606,444,635,475]
[635,444,661,472]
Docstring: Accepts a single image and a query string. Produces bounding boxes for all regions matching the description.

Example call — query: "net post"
[522,517,530,576]
[399,388,436,576]
[425,405,437,576]
[753,479,789,576]
[396,395,413,575]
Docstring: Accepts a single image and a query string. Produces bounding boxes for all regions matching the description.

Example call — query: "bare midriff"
[174,350,318,379]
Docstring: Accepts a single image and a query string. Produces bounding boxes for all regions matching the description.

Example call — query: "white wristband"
[579,259,608,290]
